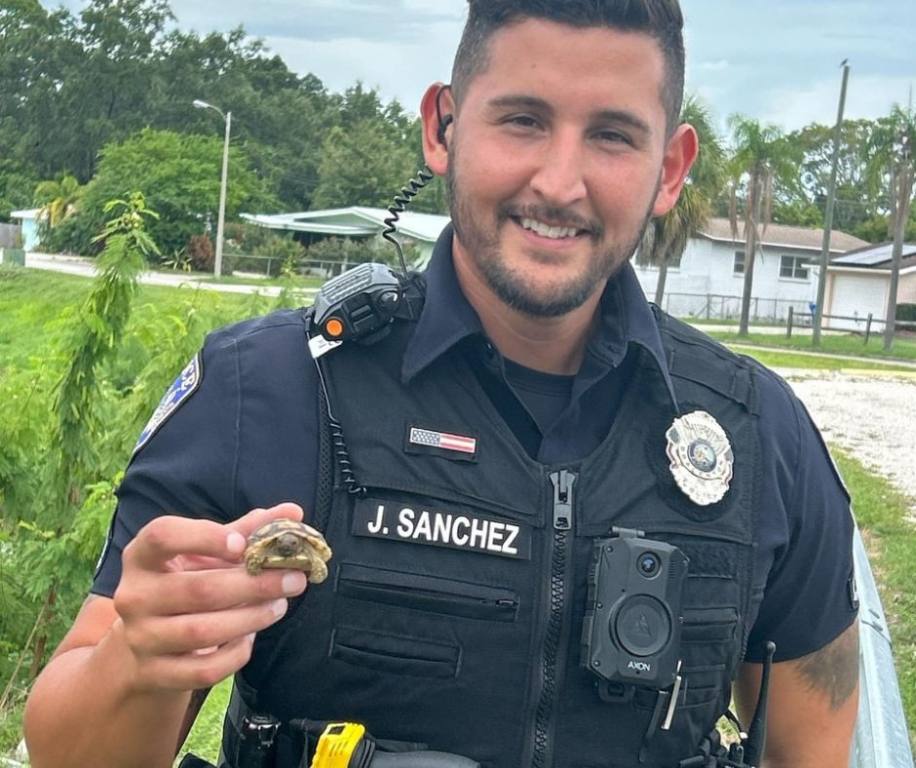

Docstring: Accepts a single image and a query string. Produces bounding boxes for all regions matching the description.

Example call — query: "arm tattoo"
[794,622,859,710]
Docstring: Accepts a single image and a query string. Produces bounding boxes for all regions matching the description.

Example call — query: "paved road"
[24,252,313,298]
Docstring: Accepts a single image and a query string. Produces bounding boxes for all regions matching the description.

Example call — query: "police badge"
[665,411,733,506]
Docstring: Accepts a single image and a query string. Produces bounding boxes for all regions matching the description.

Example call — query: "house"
[823,243,916,332]
[10,208,42,251]
[241,207,450,267]
[632,217,869,320]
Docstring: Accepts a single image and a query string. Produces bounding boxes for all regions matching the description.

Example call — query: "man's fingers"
[127,599,289,657]
[124,503,306,573]
[142,633,258,692]
[128,568,307,617]
[125,516,238,572]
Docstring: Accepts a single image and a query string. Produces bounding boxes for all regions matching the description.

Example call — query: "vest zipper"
[530,469,577,768]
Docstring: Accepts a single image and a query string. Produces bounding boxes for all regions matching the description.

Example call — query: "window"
[733,250,745,275]
[780,255,809,280]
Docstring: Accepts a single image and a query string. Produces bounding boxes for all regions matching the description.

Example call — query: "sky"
[44,0,916,133]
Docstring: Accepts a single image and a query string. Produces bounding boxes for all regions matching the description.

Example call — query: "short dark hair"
[451,0,685,132]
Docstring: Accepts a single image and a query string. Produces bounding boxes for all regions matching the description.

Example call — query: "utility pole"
[813,61,850,346]
[884,134,913,352]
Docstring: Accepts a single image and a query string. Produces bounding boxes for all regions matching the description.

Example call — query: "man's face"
[445,19,680,317]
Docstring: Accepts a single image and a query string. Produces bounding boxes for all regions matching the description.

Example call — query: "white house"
[632,218,868,321]
[241,207,450,266]
[823,243,916,332]
[10,208,42,251]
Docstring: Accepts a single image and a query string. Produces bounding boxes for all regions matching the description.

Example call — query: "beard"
[446,146,657,318]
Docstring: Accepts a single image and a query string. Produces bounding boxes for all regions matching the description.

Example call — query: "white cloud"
[760,75,915,131]
[698,59,730,72]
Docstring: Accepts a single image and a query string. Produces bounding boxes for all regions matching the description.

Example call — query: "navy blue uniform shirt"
[94,225,857,663]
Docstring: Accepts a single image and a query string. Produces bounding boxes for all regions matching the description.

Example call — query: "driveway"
[782,369,916,521]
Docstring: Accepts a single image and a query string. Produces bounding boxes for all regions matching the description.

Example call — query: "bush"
[187,235,215,273]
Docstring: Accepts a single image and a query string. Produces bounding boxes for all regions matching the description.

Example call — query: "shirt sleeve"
[744,384,858,663]
[91,330,241,597]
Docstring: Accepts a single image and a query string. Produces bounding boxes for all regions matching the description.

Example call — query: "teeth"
[520,218,580,239]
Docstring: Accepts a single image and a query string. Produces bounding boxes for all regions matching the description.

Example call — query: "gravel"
[779,370,916,522]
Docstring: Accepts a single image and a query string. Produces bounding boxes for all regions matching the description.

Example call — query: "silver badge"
[665,411,733,506]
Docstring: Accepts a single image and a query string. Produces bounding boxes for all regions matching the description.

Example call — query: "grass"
[708,329,916,361]
[195,272,324,290]
[833,451,916,753]
[729,346,916,373]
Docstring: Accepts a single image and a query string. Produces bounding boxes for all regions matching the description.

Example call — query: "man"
[24,2,860,767]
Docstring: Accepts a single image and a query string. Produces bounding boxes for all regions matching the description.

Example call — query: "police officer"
[24,2,860,767]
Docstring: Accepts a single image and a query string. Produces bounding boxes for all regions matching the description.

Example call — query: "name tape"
[353,497,530,560]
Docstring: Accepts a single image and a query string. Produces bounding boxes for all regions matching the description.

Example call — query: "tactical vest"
[227,305,759,768]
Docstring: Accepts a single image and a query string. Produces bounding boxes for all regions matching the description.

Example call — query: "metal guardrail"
[851,526,914,768]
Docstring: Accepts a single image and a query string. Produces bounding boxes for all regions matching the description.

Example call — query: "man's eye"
[504,115,541,129]
[595,130,632,146]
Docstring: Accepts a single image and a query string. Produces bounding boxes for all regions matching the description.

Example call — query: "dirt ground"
[781,370,916,521]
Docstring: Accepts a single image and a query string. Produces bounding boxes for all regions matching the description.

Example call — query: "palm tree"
[865,104,915,350]
[33,175,83,229]
[639,97,726,308]
[727,116,801,336]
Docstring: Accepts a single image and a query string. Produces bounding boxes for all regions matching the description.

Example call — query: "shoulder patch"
[133,353,203,456]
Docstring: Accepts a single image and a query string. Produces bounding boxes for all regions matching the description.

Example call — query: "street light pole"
[193,99,231,278]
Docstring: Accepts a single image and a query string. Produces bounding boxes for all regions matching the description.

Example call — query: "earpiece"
[437,114,454,148]
[435,85,454,149]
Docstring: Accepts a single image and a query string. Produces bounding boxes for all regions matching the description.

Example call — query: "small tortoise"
[244,519,333,583]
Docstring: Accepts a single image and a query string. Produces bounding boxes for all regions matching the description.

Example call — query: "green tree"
[56,128,276,256]
[312,121,419,209]
[638,97,726,306]
[727,116,801,335]
[33,174,84,228]
[865,104,916,349]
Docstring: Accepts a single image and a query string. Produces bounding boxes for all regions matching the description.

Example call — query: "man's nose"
[529,130,588,207]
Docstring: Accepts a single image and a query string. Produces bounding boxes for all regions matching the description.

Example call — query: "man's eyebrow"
[485,95,652,136]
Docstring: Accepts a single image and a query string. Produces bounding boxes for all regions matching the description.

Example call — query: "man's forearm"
[24,624,191,768]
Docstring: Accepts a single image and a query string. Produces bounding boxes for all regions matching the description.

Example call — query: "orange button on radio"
[325,318,345,338]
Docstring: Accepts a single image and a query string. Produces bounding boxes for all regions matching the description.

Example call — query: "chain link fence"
[659,292,813,323]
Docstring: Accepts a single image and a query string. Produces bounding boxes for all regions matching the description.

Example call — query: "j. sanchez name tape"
[353,496,531,560]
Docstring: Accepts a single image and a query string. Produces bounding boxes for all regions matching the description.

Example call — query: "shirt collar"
[401,223,678,407]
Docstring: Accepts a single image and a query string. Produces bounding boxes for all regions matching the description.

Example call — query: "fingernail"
[281,572,307,595]
[246,633,256,645]
[271,598,288,618]
[227,532,246,555]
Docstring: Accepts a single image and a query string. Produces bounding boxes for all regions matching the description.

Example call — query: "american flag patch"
[407,425,478,461]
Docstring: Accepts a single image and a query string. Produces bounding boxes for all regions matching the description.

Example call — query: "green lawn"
[728,346,916,373]
[833,451,916,753]
[708,330,916,361]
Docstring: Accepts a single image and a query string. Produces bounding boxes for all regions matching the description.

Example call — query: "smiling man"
[25,2,859,768]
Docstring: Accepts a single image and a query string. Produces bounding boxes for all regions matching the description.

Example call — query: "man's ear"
[420,82,455,177]
[652,123,700,216]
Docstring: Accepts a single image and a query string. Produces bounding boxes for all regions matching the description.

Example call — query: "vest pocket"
[330,626,460,679]
[337,563,519,621]
[681,607,738,643]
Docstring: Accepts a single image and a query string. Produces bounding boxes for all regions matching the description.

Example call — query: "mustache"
[500,204,603,238]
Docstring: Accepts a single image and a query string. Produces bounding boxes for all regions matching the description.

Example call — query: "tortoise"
[243,519,333,583]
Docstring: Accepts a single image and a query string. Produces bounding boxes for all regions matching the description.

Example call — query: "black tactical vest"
[230,305,759,768]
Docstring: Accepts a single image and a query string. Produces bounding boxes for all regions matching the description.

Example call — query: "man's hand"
[24,503,310,768]
[112,503,309,692]
[735,621,859,767]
